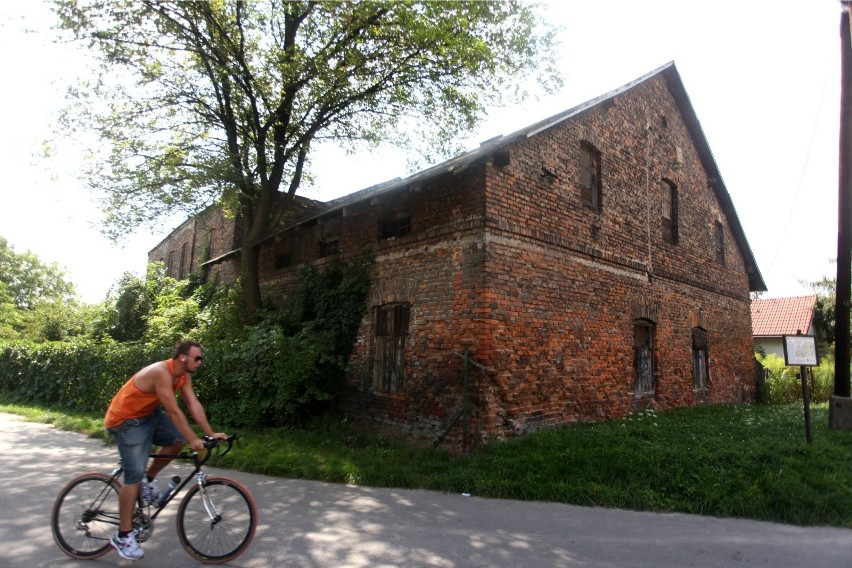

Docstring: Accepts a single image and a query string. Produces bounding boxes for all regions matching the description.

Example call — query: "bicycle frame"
[112,435,237,524]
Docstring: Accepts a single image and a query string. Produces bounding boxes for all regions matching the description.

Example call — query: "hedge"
[0,340,164,414]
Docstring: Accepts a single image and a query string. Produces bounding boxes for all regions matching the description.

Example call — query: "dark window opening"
[662,179,678,244]
[714,222,725,264]
[374,303,410,392]
[579,142,602,211]
[274,254,292,269]
[633,319,655,394]
[379,216,411,240]
[207,229,215,260]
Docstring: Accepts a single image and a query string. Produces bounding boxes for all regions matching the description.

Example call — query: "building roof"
[273,62,766,291]
[209,62,766,292]
[751,295,817,337]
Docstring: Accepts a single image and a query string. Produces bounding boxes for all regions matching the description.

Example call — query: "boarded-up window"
[207,229,215,260]
[692,328,709,389]
[633,319,655,394]
[661,179,678,244]
[179,242,189,279]
[374,303,409,392]
[319,238,339,258]
[579,142,602,211]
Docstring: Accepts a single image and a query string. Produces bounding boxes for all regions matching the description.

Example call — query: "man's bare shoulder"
[133,360,170,391]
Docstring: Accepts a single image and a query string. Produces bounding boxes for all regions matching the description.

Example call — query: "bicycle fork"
[195,472,223,527]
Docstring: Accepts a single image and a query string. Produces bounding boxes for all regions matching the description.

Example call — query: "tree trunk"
[239,241,262,318]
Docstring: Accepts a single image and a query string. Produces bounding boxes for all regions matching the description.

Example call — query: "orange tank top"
[104,359,186,428]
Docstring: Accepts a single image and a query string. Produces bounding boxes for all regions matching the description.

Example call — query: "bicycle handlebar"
[204,433,237,452]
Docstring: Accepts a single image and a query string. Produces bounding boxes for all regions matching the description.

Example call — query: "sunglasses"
[194,356,204,363]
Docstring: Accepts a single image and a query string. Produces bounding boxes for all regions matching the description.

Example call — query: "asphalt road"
[2,412,852,567]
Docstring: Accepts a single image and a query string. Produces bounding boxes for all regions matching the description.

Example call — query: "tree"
[53,1,561,315]
[0,236,78,340]
[94,272,155,343]
[807,276,837,346]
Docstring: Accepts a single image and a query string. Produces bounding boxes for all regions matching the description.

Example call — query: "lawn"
[3,400,851,527]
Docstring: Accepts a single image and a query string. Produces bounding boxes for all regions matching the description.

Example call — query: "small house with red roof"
[751,295,817,359]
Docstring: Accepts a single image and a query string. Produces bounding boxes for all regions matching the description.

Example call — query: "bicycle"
[51,434,258,564]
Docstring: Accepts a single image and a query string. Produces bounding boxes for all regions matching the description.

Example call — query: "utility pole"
[831,3,852,429]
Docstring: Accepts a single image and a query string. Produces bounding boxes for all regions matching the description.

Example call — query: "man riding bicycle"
[104,341,226,560]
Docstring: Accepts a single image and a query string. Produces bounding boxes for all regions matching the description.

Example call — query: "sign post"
[783,333,819,444]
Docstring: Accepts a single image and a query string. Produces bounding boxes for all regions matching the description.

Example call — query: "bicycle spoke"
[51,473,120,559]
[176,478,257,563]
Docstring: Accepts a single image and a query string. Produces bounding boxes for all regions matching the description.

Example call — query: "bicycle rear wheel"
[176,477,258,564]
[51,472,120,559]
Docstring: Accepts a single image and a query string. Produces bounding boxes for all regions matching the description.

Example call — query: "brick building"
[150,62,766,444]
[148,196,325,284]
[149,206,238,282]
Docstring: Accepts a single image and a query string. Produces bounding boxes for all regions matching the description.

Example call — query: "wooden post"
[835,6,852,398]
[801,364,813,445]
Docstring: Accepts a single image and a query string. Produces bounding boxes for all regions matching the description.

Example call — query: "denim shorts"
[107,407,185,484]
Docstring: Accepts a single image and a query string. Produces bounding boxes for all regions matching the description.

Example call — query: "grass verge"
[3,399,851,528]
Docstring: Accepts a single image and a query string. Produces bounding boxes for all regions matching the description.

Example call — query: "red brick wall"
[148,206,239,283]
[466,73,756,439]
[318,73,755,444]
[154,73,757,446]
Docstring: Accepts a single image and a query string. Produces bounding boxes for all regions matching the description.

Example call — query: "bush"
[756,352,836,404]
[198,259,371,427]
[811,356,835,401]
[0,339,163,413]
[0,258,371,429]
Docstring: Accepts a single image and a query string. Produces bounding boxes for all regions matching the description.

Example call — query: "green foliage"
[53,0,561,313]
[0,257,371,429]
[199,259,372,427]
[0,236,76,310]
[756,352,835,404]
[811,356,836,401]
[807,276,836,346]
[0,236,79,341]
[143,268,212,347]
[105,273,153,342]
[82,262,212,346]
[0,340,163,412]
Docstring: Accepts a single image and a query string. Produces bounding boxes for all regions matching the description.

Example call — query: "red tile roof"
[751,295,817,337]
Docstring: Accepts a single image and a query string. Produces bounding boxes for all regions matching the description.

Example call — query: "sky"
[0,0,844,304]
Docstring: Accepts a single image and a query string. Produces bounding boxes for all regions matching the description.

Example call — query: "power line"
[764,69,831,278]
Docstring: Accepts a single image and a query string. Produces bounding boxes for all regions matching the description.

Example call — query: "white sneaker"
[141,478,159,506]
[110,530,144,560]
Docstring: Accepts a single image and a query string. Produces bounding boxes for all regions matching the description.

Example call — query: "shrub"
[198,259,371,427]
[811,356,835,401]
[0,339,162,412]
[756,352,836,404]
[0,258,371,429]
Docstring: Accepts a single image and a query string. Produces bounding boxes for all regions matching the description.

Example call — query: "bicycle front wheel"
[51,472,120,560]
[176,477,258,564]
